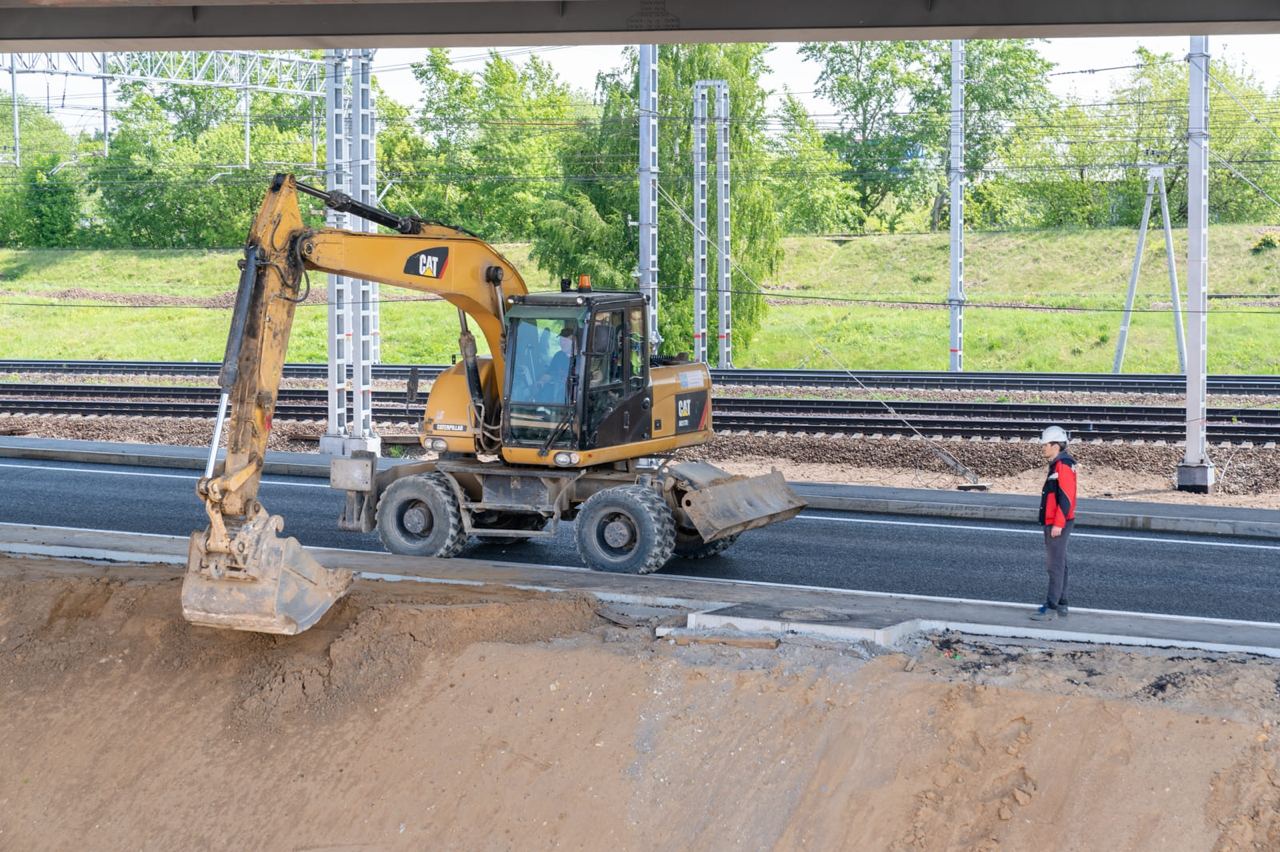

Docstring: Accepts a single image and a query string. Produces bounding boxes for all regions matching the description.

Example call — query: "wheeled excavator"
[184,174,804,634]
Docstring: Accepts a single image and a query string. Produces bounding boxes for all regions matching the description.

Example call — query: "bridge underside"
[2,0,1279,50]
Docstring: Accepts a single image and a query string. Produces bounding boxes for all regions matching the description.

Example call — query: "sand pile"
[2,556,1279,850]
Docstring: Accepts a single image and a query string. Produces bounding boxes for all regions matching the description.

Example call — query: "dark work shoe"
[1029,604,1058,622]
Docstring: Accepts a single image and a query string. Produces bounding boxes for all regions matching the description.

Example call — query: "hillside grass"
[1,225,1277,373]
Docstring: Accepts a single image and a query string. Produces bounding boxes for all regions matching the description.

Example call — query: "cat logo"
[678,399,692,418]
[403,247,449,279]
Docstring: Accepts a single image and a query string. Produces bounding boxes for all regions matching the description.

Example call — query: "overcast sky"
[11,35,1280,145]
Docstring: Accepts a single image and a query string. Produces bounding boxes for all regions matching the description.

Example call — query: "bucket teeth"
[183,506,352,635]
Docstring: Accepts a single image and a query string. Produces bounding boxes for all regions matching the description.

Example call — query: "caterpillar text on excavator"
[184,174,805,634]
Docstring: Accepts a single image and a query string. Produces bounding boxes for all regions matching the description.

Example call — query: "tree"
[13,156,82,247]
[1002,48,1280,228]
[916,40,1055,230]
[0,96,88,246]
[798,41,935,231]
[530,44,782,359]
[405,50,586,240]
[799,39,1055,232]
[769,93,862,234]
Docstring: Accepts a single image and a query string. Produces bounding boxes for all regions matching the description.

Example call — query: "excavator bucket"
[669,462,807,544]
[183,507,353,634]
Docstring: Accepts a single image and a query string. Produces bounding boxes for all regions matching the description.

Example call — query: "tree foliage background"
[3,43,1280,345]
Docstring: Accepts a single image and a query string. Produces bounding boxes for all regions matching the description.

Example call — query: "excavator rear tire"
[574,485,675,575]
[376,473,467,559]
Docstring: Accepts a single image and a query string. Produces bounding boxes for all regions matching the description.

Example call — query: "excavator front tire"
[376,473,467,558]
[574,485,675,574]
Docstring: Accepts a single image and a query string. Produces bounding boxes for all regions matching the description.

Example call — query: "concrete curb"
[5,522,1280,658]
[3,438,1276,540]
[0,444,333,479]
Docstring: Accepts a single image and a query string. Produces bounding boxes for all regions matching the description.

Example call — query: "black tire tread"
[375,472,467,558]
[575,484,675,575]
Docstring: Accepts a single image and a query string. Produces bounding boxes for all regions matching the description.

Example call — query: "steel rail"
[3,385,1278,443]
[3,359,1279,395]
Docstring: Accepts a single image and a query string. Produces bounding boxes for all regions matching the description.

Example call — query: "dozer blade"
[183,506,353,634]
[672,463,807,543]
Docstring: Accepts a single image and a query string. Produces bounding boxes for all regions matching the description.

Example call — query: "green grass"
[771,224,1280,305]
[2,227,1278,373]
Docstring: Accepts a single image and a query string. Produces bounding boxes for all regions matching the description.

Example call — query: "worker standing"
[1030,425,1077,621]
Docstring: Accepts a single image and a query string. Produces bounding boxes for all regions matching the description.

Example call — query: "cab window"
[627,306,648,393]
[585,310,625,437]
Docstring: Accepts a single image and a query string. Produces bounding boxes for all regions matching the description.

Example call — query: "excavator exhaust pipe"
[183,506,353,634]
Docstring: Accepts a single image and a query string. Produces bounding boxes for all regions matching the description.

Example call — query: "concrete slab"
[4,522,1280,658]
[2,436,1273,539]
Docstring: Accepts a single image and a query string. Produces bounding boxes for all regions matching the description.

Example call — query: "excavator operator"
[537,325,577,403]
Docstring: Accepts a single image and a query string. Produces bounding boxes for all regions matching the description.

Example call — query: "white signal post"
[1177,35,1215,493]
[638,44,661,349]
[947,39,966,372]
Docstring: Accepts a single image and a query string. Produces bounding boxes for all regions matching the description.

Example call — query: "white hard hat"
[1040,425,1069,444]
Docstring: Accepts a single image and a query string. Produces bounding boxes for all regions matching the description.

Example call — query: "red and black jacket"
[1038,452,1078,528]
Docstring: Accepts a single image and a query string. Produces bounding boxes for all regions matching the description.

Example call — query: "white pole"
[638,44,661,348]
[242,85,251,169]
[348,48,378,454]
[10,57,18,167]
[1177,36,1215,493]
[715,82,732,368]
[947,40,966,372]
[1157,171,1188,372]
[100,53,109,157]
[364,49,381,366]
[1113,170,1158,373]
[692,82,709,364]
[319,48,351,458]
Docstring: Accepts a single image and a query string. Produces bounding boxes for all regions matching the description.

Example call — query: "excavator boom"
[183,174,526,633]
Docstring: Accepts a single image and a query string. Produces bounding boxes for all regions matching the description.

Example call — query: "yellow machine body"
[186,174,803,635]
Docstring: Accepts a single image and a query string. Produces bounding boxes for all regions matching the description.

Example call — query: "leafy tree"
[0,96,87,246]
[769,93,862,234]
[405,50,585,240]
[916,40,1055,229]
[1004,49,1280,228]
[798,41,934,230]
[531,44,782,360]
[17,157,81,247]
[799,39,1054,232]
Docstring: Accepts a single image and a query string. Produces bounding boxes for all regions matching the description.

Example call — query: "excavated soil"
[2,556,1279,850]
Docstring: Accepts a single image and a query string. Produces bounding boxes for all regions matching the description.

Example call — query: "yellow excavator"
[184,174,804,634]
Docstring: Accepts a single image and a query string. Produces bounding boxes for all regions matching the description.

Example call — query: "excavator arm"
[183,173,527,634]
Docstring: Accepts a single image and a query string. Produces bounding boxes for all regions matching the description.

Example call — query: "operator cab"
[502,288,652,455]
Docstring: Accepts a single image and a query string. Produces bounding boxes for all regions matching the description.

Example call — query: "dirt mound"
[2,557,1279,850]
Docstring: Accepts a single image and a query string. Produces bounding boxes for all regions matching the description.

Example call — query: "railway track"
[4,359,1279,395]
[3,382,1277,443]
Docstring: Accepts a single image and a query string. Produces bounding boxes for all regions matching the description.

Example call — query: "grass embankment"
[1,227,1277,372]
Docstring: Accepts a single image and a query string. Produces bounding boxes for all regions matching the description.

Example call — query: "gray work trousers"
[1043,520,1073,607]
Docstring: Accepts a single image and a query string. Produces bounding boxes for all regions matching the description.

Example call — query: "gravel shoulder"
[3,411,1278,509]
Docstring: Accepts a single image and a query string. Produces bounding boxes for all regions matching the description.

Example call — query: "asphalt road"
[1,458,1277,622]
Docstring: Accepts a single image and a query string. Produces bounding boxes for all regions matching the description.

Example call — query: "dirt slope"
[1,556,1278,851]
